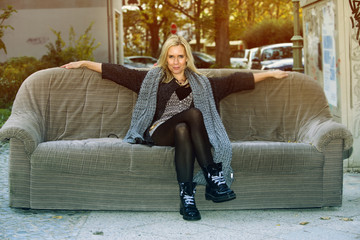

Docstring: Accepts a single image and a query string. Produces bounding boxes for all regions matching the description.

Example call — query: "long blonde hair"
[157,35,201,83]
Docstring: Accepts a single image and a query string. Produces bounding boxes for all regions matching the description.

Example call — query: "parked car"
[192,51,215,68]
[126,56,158,68]
[230,49,249,68]
[262,58,294,71]
[250,43,293,70]
[247,47,261,69]
[262,58,304,72]
[123,57,147,69]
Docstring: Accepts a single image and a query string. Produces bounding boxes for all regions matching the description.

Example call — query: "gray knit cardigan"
[124,67,233,186]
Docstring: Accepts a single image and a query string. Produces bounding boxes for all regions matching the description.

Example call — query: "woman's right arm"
[61,60,102,73]
[61,60,147,93]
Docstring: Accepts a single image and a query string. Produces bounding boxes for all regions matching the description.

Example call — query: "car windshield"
[129,57,156,64]
[195,52,215,61]
[231,50,245,58]
[124,58,133,64]
[261,46,292,60]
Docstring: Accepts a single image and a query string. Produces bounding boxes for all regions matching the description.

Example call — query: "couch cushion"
[231,141,324,173]
[31,138,177,178]
[31,139,323,177]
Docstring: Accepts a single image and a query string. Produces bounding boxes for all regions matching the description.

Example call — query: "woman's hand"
[60,61,86,69]
[60,60,102,73]
[254,70,289,83]
[270,70,289,79]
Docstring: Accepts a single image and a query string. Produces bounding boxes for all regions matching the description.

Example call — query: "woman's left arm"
[210,70,289,104]
[253,70,289,83]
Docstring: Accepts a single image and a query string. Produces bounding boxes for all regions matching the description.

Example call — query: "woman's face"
[167,45,188,77]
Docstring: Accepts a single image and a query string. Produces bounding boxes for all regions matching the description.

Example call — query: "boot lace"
[209,171,226,186]
[181,189,195,205]
[183,194,195,205]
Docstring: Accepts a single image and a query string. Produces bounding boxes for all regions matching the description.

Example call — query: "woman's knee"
[175,123,190,137]
[186,108,204,122]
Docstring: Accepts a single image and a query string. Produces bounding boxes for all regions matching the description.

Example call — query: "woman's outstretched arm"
[61,60,102,73]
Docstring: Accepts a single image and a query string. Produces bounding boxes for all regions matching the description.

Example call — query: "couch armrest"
[0,112,44,155]
[299,119,353,152]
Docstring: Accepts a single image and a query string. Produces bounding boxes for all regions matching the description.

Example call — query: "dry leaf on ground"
[299,221,310,225]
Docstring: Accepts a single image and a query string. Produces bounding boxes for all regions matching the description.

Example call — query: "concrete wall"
[301,0,359,171]
[302,0,342,120]
[0,0,110,63]
[348,0,360,171]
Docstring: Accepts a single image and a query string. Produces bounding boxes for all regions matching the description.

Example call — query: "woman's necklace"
[175,78,188,86]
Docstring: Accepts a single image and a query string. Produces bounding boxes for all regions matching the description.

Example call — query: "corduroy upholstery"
[0,67,353,210]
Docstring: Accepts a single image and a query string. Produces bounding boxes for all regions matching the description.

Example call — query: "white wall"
[0,7,109,63]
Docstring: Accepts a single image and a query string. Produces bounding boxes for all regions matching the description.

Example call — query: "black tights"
[151,108,215,183]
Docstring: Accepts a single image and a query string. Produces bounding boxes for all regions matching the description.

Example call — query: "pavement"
[0,141,359,240]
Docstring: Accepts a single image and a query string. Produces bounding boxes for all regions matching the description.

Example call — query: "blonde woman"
[62,35,288,221]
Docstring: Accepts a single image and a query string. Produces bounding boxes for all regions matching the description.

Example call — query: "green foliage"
[0,107,11,128]
[124,0,295,58]
[240,18,296,49]
[0,57,46,108]
[0,23,100,108]
[41,22,100,67]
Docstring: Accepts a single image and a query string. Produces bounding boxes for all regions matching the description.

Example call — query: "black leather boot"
[179,182,201,221]
[202,162,236,203]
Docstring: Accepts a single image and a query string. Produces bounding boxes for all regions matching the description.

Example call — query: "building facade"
[0,0,124,64]
[301,0,359,170]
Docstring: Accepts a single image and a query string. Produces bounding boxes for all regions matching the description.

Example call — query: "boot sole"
[205,192,236,203]
[180,209,201,221]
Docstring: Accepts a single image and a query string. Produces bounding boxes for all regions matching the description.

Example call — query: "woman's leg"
[152,107,235,206]
[151,108,215,182]
[151,108,210,220]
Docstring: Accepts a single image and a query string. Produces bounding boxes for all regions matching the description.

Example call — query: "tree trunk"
[194,0,202,51]
[194,21,201,51]
[247,1,255,23]
[149,23,160,57]
[214,0,230,67]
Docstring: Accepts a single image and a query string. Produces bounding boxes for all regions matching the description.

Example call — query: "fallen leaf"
[93,231,104,236]
[340,218,353,221]
[320,217,331,220]
[276,224,281,226]
[299,221,309,225]
[52,216,63,219]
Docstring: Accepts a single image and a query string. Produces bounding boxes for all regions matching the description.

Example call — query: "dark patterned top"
[102,63,255,127]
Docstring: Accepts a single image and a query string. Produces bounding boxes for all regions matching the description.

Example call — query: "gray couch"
[0,67,353,211]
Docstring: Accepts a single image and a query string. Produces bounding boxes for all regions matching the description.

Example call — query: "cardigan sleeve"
[101,63,148,94]
[209,72,255,102]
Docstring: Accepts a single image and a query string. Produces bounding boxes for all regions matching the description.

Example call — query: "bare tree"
[164,0,211,51]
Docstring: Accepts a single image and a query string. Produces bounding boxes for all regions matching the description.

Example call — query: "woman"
[61,35,288,221]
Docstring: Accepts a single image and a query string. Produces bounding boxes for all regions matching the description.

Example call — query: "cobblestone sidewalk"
[0,142,90,240]
[1,141,359,240]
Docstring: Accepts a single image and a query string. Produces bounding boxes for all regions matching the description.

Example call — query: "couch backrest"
[218,71,332,142]
[14,67,136,141]
[13,67,332,142]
